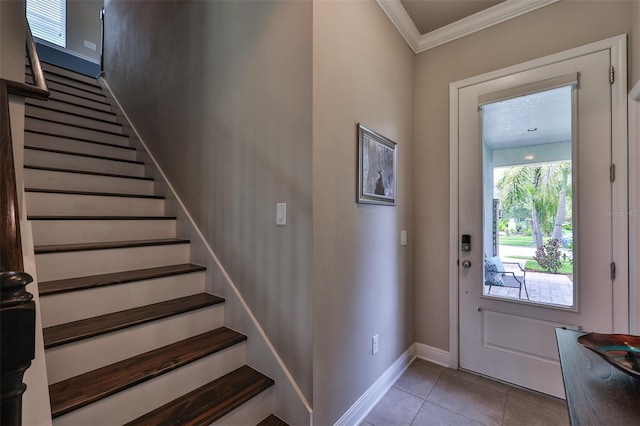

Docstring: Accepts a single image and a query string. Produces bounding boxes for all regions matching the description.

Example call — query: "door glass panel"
[481,86,574,307]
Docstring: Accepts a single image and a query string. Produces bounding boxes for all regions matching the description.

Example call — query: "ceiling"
[400,0,505,35]
[482,86,572,151]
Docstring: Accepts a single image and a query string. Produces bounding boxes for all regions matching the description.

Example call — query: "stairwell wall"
[102,0,313,407]
[312,1,415,424]
[633,0,640,86]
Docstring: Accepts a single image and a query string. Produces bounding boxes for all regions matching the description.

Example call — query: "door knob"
[462,259,471,268]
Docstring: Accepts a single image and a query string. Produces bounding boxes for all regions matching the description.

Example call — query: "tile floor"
[362,359,570,426]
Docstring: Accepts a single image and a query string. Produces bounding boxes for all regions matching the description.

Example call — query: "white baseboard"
[415,342,451,367]
[334,345,416,426]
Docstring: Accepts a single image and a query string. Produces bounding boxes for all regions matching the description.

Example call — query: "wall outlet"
[372,334,379,355]
[84,40,97,51]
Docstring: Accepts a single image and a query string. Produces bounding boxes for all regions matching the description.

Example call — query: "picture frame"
[357,124,397,206]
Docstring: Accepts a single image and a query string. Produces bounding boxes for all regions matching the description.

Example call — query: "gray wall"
[633,0,640,86]
[66,0,103,62]
[413,0,635,351]
[103,0,313,403]
[312,1,415,424]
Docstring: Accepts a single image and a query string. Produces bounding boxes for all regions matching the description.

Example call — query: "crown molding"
[375,0,421,52]
[376,0,560,54]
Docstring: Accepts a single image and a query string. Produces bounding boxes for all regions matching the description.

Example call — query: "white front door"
[454,39,627,398]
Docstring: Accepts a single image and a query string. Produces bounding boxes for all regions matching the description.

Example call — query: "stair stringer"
[20,220,54,426]
[99,78,313,426]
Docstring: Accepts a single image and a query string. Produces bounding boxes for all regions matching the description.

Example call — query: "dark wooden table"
[555,327,640,425]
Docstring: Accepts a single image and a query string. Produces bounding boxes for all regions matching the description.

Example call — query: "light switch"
[400,230,407,246]
[276,203,287,226]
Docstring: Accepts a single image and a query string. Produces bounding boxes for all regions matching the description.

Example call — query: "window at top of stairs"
[27,0,66,48]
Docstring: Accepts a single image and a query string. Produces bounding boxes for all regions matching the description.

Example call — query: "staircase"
[23,62,287,426]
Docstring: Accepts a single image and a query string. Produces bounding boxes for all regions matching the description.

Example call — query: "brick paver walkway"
[485,264,574,307]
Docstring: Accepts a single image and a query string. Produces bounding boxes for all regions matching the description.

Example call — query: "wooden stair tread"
[26,188,162,199]
[35,238,189,254]
[26,65,102,89]
[26,73,104,96]
[43,293,224,348]
[29,215,176,221]
[26,115,125,137]
[257,414,290,426]
[125,365,274,426]
[25,97,118,118]
[39,263,204,295]
[25,165,153,181]
[26,129,134,150]
[25,145,141,164]
[49,327,246,418]
[40,80,108,99]
[26,103,121,126]
[47,89,111,109]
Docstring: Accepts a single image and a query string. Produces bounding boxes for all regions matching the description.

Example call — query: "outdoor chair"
[484,256,529,300]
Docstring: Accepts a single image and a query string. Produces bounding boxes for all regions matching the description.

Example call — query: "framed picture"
[357,124,397,206]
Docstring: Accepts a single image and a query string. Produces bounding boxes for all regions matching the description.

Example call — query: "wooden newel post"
[1,271,35,426]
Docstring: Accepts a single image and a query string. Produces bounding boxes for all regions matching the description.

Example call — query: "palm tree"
[497,162,569,248]
[551,162,571,240]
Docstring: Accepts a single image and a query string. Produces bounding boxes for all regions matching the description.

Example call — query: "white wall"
[413,0,634,352]
[313,1,415,424]
[66,0,103,62]
[632,0,640,86]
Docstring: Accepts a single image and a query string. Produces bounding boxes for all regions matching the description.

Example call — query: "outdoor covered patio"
[485,268,573,307]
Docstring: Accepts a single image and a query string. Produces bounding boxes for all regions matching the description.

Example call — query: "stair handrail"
[0,18,49,426]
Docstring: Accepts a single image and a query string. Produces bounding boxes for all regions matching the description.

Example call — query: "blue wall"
[35,42,100,77]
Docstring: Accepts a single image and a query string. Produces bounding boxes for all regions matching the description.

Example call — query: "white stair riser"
[49,90,112,113]
[31,219,176,245]
[35,244,190,281]
[27,70,103,95]
[24,168,155,196]
[26,192,164,216]
[26,132,136,161]
[46,305,227,384]
[40,272,206,327]
[25,117,129,147]
[213,387,274,426]
[26,99,118,123]
[48,81,106,103]
[27,107,123,134]
[25,149,143,177]
[52,343,245,426]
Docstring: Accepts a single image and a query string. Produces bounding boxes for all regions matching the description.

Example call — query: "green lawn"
[524,260,573,274]
[498,235,536,247]
[498,235,551,247]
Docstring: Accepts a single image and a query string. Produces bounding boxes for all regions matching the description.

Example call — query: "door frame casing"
[449,34,628,369]
[630,79,640,335]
